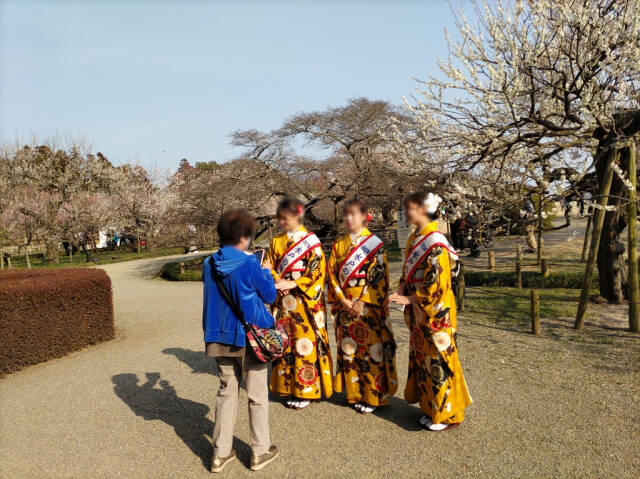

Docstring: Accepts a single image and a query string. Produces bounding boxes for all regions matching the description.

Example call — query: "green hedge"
[464,270,598,289]
[160,257,205,281]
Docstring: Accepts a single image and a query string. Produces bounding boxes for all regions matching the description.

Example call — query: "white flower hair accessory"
[424,193,442,215]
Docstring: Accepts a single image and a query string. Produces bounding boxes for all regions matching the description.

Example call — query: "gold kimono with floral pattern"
[327,228,397,406]
[402,221,472,423]
[268,226,333,399]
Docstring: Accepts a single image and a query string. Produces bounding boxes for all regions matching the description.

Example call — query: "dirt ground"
[1,229,639,478]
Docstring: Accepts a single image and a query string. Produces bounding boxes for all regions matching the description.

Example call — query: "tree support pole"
[581,214,592,263]
[531,289,540,335]
[457,260,465,313]
[537,195,544,265]
[627,143,639,333]
[575,148,617,330]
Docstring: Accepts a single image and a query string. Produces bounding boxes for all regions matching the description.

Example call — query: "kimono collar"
[348,227,371,242]
[286,225,307,240]
[417,221,439,237]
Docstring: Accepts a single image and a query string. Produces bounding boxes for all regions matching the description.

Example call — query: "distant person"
[451,217,466,251]
[266,197,333,409]
[522,196,537,253]
[202,209,279,472]
[387,191,472,431]
[466,214,481,257]
[327,199,397,414]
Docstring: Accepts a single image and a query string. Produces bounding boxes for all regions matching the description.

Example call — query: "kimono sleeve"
[360,250,389,306]
[414,248,453,331]
[397,234,413,295]
[294,246,326,300]
[327,243,346,304]
[267,239,280,281]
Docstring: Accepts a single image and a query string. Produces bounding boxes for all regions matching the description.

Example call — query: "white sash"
[338,234,384,289]
[403,231,458,283]
[276,232,322,276]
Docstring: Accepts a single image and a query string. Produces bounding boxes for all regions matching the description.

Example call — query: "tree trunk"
[575,148,616,330]
[45,240,59,264]
[147,236,155,253]
[627,143,639,332]
[596,146,628,303]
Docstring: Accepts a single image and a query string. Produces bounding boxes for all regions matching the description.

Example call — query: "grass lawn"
[5,247,187,270]
[461,285,628,346]
[463,286,584,326]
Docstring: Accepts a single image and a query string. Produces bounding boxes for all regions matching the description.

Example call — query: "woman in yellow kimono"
[327,199,397,414]
[268,197,333,410]
[387,191,472,431]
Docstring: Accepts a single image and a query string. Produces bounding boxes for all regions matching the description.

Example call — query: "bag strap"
[210,258,249,330]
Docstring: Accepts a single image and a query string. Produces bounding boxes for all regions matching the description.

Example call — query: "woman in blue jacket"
[202,209,279,473]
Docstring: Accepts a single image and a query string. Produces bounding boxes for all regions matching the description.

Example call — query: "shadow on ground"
[163,347,217,375]
[111,372,249,470]
[327,392,425,432]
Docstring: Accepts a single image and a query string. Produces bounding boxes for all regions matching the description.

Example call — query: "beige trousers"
[213,354,270,457]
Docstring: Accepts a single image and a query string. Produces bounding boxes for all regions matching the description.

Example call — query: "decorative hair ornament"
[297,204,304,216]
[366,212,373,222]
[424,193,442,215]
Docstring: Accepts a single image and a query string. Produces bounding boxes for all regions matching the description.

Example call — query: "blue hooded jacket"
[202,246,277,347]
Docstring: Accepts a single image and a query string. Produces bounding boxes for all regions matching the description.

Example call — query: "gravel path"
[461,216,639,273]
[1,250,639,478]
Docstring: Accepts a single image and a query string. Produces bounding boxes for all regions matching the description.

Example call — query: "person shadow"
[162,347,217,375]
[112,372,250,469]
[327,391,423,432]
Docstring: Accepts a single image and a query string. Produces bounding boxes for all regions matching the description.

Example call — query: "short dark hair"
[403,191,440,220]
[217,209,256,246]
[343,198,367,215]
[276,197,304,218]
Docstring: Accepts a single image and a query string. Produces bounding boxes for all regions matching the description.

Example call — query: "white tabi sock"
[428,422,449,431]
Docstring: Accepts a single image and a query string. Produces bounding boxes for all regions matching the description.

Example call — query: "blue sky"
[0,0,469,169]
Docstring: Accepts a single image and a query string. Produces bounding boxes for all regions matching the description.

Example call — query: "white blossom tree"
[391,0,640,302]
